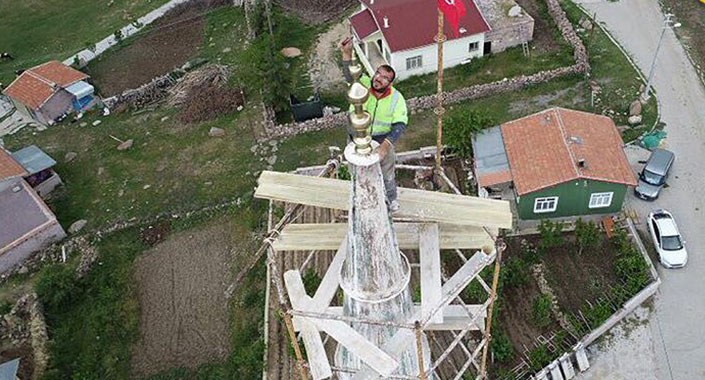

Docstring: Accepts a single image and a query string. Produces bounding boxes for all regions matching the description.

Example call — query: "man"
[340,37,408,213]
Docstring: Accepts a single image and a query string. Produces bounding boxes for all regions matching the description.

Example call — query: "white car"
[647,209,688,268]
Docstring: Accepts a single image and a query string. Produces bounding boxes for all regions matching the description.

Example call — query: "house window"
[589,192,613,208]
[406,55,422,70]
[534,197,558,213]
[468,42,480,52]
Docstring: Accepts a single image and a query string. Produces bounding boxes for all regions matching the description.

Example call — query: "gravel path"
[307,20,349,92]
[573,1,705,379]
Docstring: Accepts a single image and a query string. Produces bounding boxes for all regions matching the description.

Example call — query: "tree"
[443,109,494,158]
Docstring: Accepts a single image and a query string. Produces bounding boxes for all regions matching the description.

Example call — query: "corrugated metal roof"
[65,80,94,99]
[11,145,57,175]
[0,358,20,380]
[472,125,512,187]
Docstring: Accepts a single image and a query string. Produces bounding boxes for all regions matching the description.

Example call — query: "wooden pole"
[479,239,507,379]
[435,9,446,171]
[282,310,310,380]
[414,321,428,380]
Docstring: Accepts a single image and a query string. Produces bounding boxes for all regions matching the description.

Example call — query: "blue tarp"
[11,145,57,175]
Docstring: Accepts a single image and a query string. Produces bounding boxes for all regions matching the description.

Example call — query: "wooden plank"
[283,271,332,380]
[352,251,491,380]
[272,223,495,251]
[284,270,399,377]
[325,305,485,331]
[255,171,512,228]
[535,369,548,380]
[310,239,346,311]
[559,353,576,379]
[575,347,590,372]
[419,224,442,324]
[549,360,564,380]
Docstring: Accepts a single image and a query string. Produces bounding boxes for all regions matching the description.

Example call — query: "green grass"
[0,0,171,84]
[38,228,143,379]
[36,207,266,380]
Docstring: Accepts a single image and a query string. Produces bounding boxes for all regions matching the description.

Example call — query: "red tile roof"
[0,148,28,181]
[501,108,637,195]
[351,9,378,40]
[3,60,88,110]
[354,0,490,52]
[478,170,512,188]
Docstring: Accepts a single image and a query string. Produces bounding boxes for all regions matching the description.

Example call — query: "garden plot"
[87,1,229,96]
[130,220,236,378]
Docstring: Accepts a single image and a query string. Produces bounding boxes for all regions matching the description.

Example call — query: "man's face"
[372,68,394,92]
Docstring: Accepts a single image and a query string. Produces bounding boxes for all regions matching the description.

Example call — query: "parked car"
[635,148,675,200]
[647,209,688,268]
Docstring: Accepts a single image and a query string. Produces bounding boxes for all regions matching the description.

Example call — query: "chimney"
[383,16,389,28]
[577,159,587,169]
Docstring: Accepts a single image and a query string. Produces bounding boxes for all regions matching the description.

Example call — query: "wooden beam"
[325,305,486,331]
[284,270,399,377]
[272,223,496,251]
[283,271,332,380]
[352,250,491,380]
[419,224,442,324]
[255,171,512,228]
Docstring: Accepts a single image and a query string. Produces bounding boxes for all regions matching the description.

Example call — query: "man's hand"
[340,36,353,60]
[377,139,392,159]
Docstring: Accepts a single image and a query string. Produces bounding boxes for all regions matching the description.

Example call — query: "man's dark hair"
[378,64,396,82]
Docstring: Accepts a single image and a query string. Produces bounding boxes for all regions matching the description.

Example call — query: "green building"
[472,107,637,220]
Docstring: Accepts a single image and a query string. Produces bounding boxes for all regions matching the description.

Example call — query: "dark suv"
[635,148,674,200]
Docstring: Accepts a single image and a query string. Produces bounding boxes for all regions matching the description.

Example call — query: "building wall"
[38,89,74,123]
[484,16,534,53]
[516,179,628,220]
[389,33,485,81]
[0,220,66,274]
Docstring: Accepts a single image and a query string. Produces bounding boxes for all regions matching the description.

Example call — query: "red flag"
[437,0,467,38]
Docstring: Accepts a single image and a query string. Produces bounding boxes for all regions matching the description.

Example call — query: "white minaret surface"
[335,143,431,379]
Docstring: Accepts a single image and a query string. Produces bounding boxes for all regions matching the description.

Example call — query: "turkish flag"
[437,0,467,38]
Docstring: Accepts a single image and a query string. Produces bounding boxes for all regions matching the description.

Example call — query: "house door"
[376,39,383,53]
[483,41,492,55]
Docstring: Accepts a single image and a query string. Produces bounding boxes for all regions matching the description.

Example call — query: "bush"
[575,218,600,255]
[527,343,553,371]
[0,300,12,315]
[531,295,553,328]
[491,329,514,363]
[581,301,613,329]
[502,257,529,288]
[538,219,564,251]
[520,240,542,265]
[302,269,322,295]
[35,264,83,311]
[443,109,494,158]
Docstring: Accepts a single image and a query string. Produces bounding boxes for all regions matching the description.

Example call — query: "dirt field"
[130,220,235,378]
[275,0,355,24]
[87,1,228,96]
[497,231,618,371]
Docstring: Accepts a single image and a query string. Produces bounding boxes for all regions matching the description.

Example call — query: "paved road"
[573,1,705,379]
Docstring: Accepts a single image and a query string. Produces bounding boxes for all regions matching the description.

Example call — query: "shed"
[2,61,94,125]
[11,145,62,198]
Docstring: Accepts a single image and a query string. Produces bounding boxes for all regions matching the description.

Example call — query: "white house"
[350,0,491,81]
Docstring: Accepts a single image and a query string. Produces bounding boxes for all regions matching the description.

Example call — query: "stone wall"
[259,0,590,142]
[103,70,182,110]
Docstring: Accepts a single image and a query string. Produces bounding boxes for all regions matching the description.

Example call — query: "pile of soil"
[140,221,172,247]
[88,0,230,96]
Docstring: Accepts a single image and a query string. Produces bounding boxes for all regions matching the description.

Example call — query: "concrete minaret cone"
[335,50,432,379]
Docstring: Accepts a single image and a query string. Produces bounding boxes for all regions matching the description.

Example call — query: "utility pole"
[435,9,446,172]
[641,13,680,101]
